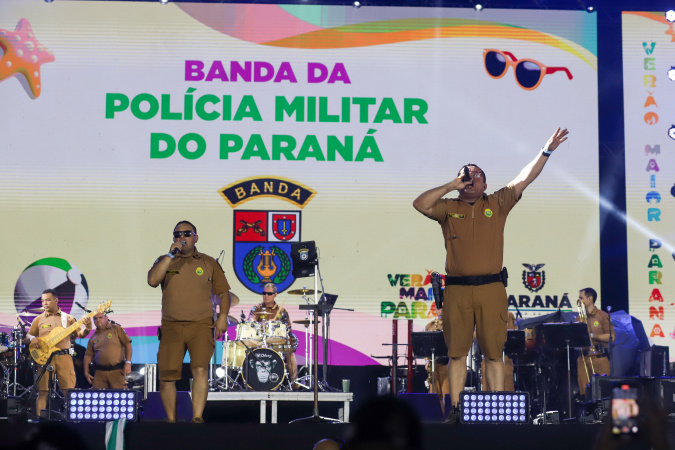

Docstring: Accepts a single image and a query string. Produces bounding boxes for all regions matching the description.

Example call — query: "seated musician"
[25,289,92,417]
[424,307,450,411]
[83,312,132,389]
[576,287,614,397]
[248,283,298,384]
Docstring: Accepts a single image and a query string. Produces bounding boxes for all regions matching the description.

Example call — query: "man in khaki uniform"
[84,312,132,389]
[148,220,233,423]
[576,287,613,396]
[26,289,92,416]
[413,128,569,418]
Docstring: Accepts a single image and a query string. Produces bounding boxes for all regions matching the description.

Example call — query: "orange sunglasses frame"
[483,49,573,91]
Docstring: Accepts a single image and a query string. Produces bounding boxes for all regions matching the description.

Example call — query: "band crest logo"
[233,210,300,294]
[522,263,546,293]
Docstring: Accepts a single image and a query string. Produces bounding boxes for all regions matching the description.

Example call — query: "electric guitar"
[29,300,111,365]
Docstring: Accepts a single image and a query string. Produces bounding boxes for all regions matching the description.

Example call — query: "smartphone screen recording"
[611,384,639,435]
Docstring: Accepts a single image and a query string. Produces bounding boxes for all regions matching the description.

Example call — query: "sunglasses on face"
[263,292,275,296]
[483,49,573,91]
[173,230,195,238]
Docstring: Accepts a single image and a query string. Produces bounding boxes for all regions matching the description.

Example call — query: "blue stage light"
[66,389,139,422]
[460,391,530,424]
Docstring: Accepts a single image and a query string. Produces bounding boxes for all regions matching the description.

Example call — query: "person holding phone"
[413,127,569,422]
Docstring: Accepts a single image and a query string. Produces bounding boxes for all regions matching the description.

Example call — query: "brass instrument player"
[576,287,614,396]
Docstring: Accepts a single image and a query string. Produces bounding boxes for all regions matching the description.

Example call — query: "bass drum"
[242,348,285,391]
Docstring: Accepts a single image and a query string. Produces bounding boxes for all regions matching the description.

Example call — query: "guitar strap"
[60,312,75,355]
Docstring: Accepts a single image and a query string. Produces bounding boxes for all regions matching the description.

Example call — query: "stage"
[1,421,674,450]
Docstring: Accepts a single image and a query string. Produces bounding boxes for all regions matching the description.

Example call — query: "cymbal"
[287,289,322,296]
[292,319,320,326]
[227,315,238,326]
[229,292,240,306]
[254,311,274,316]
[24,307,45,313]
[18,312,39,317]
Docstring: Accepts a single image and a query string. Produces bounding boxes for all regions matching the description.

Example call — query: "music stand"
[504,330,526,391]
[411,332,448,396]
[542,322,590,420]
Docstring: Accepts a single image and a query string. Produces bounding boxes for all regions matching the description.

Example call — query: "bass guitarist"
[25,289,92,418]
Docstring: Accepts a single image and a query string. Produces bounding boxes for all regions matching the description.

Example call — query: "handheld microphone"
[171,240,187,255]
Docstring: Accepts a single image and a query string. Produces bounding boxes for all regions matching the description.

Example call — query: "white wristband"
[125,360,132,364]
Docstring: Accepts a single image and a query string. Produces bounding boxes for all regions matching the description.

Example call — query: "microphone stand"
[606,306,613,375]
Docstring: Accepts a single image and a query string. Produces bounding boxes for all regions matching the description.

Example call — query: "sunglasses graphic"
[483,49,573,91]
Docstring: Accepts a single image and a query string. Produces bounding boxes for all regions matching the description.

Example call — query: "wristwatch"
[542,149,552,157]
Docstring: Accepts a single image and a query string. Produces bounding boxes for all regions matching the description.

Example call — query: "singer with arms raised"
[148,220,233,423]
[413,128,568,422]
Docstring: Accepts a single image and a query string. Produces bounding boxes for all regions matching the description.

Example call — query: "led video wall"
[0,0,599,364]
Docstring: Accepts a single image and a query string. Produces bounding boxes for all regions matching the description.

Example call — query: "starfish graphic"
[0,18,55,99]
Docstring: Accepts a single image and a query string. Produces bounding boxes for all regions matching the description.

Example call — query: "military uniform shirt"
[427,185,520,276]
[155,249,231,322]
[85,323,132,366]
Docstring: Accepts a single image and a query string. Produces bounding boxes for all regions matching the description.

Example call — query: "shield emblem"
[233,210,300,294]
[526,272,542,289]
[521,264,545,293]
[271,213,297,241]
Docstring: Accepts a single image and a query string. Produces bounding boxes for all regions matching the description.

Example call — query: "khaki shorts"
[157,318,214,381]
[39,353,76,391]
[443,283,508,360]
[92,369,128,389]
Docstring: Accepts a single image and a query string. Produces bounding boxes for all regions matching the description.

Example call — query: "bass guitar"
[30,300,111,365]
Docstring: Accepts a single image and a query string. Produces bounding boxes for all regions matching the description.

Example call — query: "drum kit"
[0,311,44,399]
[219,309,301,392]
[213,288,333,392]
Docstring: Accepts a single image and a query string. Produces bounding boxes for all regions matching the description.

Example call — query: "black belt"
[445,273,502,286]
[93,362,125,371]
[54,349,71,356]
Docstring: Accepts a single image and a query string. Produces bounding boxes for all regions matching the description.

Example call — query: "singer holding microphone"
[148,220,233,423]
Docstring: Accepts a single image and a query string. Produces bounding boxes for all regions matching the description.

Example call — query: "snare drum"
[265,321,288,345]
[223,340,247,369]
[242,348,285,391]
[236,322,262,347]
[271,333,299,354]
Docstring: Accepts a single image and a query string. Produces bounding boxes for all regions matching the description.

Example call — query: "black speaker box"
[589,375,655,401]
[657,378,675,416]
[640,345,670,377]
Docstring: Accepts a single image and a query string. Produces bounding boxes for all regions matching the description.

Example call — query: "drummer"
[248,283,298,384]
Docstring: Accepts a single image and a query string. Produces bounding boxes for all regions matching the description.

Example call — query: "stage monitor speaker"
[142,391,192,422]
[640,345,670,377]
[589,376,655,401]
[397,393,444,422]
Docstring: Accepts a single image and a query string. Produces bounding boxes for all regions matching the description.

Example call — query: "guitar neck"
[46,310,95,347]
